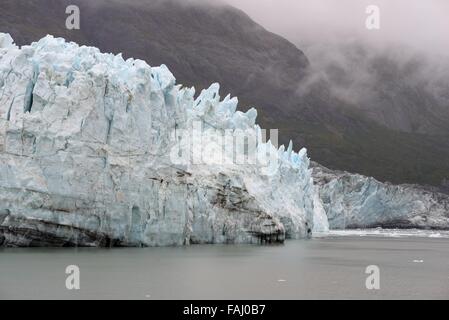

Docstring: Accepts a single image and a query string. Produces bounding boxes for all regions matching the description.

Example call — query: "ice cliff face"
[313,164,449,230]
[0,34,327,247]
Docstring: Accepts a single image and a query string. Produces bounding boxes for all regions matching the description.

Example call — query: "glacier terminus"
[0,33,447,247]
[0,33,328,246]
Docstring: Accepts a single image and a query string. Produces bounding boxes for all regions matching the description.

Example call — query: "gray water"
[1,235,449,300]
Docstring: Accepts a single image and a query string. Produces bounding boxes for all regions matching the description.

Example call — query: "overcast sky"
[223,0,449,56]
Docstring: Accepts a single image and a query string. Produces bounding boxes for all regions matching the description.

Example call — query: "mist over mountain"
[299,40,449,135]
[1,0,449,186]
[226,0,449,58]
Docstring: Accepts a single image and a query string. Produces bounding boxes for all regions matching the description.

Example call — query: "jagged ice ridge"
[0,33,328,247]
[313,164,449,230]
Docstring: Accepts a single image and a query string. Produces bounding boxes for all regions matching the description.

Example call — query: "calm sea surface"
[1,231,448,299]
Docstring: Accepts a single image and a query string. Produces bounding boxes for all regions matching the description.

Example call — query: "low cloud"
[224,0,449,57]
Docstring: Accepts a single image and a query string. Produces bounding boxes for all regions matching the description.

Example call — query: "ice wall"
[0,34,327,247]
[313,164,449,230]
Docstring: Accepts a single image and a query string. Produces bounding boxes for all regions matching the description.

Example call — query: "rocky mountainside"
[1,0,449,186]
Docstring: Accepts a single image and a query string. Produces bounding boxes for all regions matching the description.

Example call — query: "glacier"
[313,163,449,230]
[0,33,328,247]
[2,32,446,248]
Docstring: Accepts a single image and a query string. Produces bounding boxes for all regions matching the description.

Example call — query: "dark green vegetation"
[1,0,448,186]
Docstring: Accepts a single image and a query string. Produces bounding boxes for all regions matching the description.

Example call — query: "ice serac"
[0,34,327,247]
[312,163,449,230]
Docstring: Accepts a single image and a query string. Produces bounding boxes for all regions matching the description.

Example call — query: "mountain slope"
[301,41,449,136]
[1,0,449,186]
